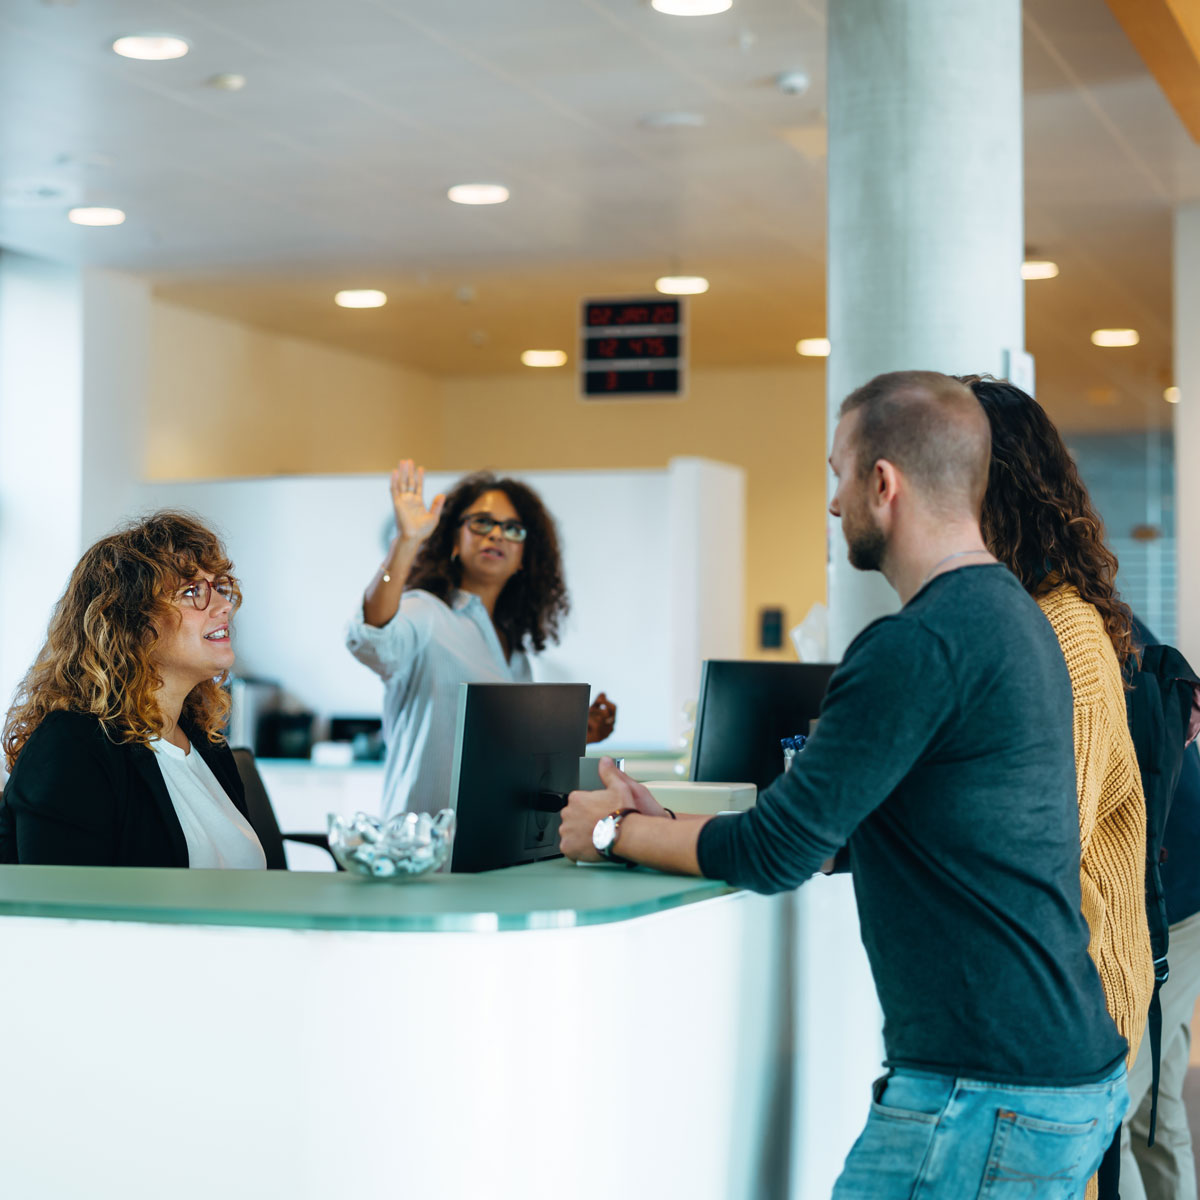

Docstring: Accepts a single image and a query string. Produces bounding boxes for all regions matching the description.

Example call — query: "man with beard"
[559,370,1129,1198]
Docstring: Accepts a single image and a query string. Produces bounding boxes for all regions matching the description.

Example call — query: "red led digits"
[581,297,682,397]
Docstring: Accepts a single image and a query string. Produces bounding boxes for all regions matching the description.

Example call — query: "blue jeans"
[833,1062,1129,1199]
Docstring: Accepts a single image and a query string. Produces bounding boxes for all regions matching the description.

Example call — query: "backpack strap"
[1123,636,1200,1151]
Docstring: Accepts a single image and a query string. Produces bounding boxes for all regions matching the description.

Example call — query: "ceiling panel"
[0,0,1195,432]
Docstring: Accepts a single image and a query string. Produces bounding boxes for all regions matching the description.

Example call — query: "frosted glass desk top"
[0,857,735,933]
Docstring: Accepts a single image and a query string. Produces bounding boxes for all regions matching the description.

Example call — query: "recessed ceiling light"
[521,350,568,368]
[1021,260,1059,281]
[640,111,707,130]
[1164,386,1181,404]
[1090,328,1139,348]
[112,35,190,61]
[335,289,387,309]
[651,0,733,14]
[67,206,125,226]
[655,275,708,295]
[796,337,831,357]
[448,183,510,206]
[205,73,246,91]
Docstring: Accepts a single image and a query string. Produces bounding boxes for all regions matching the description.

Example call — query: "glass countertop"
[0,858,735,934]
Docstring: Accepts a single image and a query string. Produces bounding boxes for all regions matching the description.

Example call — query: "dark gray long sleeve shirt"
[697,565,1126,1085]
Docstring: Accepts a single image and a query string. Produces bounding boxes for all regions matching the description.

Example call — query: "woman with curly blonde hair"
[0,511,266,869]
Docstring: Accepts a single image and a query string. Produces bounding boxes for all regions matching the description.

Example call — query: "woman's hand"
[391,459,446,546]
[586,692,617,744]
[362,460,444,628]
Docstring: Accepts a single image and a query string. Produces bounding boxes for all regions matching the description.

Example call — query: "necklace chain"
[919,549,991,590]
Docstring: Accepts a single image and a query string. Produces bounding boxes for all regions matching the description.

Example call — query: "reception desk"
[0,860,880,1199]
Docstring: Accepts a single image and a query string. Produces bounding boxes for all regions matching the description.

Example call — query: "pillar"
[826,0,1026,656]
[1174,205,1200,669]
[0,253,150,740]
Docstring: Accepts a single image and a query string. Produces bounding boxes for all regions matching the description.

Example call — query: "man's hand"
[586,692,617,744]
[559,756,665,861]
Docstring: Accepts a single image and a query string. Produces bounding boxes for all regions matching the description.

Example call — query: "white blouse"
[346,588,532,817]
[150,738,267,870]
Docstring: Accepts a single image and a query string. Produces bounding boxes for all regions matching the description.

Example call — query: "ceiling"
[1,0,1198,432]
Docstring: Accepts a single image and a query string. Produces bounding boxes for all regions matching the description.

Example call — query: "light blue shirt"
[346,589,531,817]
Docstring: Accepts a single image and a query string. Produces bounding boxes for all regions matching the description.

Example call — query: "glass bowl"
[327,809,456,879]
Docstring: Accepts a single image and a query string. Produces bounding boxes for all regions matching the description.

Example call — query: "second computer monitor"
[448,681,590,873]
[691,660,837,791]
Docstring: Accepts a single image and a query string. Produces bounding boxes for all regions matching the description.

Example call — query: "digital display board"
[580,297,685,399]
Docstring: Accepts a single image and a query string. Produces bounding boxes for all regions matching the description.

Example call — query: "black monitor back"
[448,682,590,873]
[691,661,837,791]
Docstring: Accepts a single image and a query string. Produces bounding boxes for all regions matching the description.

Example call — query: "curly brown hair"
[405,473,568,654]
[3,511,241,771]
[961,376,1135,666]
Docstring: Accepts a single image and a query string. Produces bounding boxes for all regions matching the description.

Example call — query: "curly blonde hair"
[3,511,241,771]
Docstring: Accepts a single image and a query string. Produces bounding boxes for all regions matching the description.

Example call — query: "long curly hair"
[962,376,1135,666]
[405,473,568,654]
[3,511,241,771]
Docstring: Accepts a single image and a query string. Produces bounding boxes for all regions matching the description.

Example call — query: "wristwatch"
[592,808,637,864]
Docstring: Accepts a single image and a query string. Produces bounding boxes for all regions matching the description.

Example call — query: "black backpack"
[1124,634,1200,1144]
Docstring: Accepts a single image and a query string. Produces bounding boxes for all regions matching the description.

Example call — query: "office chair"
[231,746,341,871]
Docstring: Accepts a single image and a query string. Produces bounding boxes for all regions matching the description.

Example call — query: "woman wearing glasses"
[347,460,616,817]
[0,511,266,869]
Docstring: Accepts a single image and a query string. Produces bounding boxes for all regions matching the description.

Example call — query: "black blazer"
[0,710,250,867]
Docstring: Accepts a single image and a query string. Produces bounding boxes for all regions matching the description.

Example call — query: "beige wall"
[145,305,830,656]
[437,368,830,659]
[147,301,441,479]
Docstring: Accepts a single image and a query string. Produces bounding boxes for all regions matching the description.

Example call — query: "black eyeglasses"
[176,577,238,611]
[459,513,527,543]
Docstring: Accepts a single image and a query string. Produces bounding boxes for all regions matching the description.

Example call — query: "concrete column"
[826,0,1025,656]
[1174,205,1200,669]
[0,253,150,740]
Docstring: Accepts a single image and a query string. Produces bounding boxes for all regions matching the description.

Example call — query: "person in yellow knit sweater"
[967,376,1152,1199]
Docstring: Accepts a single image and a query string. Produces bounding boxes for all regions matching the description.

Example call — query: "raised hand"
[390,459,446,545]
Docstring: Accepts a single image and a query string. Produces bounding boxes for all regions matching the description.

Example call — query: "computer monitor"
[691,661,837,791]
[448,681,590,873]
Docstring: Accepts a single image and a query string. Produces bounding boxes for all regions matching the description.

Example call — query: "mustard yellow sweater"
[1038,585,1153,1067]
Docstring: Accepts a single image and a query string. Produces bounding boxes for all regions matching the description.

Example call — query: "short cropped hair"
[839,370,991,516]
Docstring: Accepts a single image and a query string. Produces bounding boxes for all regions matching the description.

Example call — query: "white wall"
[0,257,152,729]
[668,457,746,739]
[0,254,84,720]
[81,271,152,545]
[136,459,744,749]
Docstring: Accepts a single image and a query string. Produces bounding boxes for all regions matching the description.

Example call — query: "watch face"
[592,815,616,854]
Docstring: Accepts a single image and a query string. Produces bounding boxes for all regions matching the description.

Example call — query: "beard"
[842,506,887,573]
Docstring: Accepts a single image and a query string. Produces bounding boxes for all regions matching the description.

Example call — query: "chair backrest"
[231,746,288,871]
